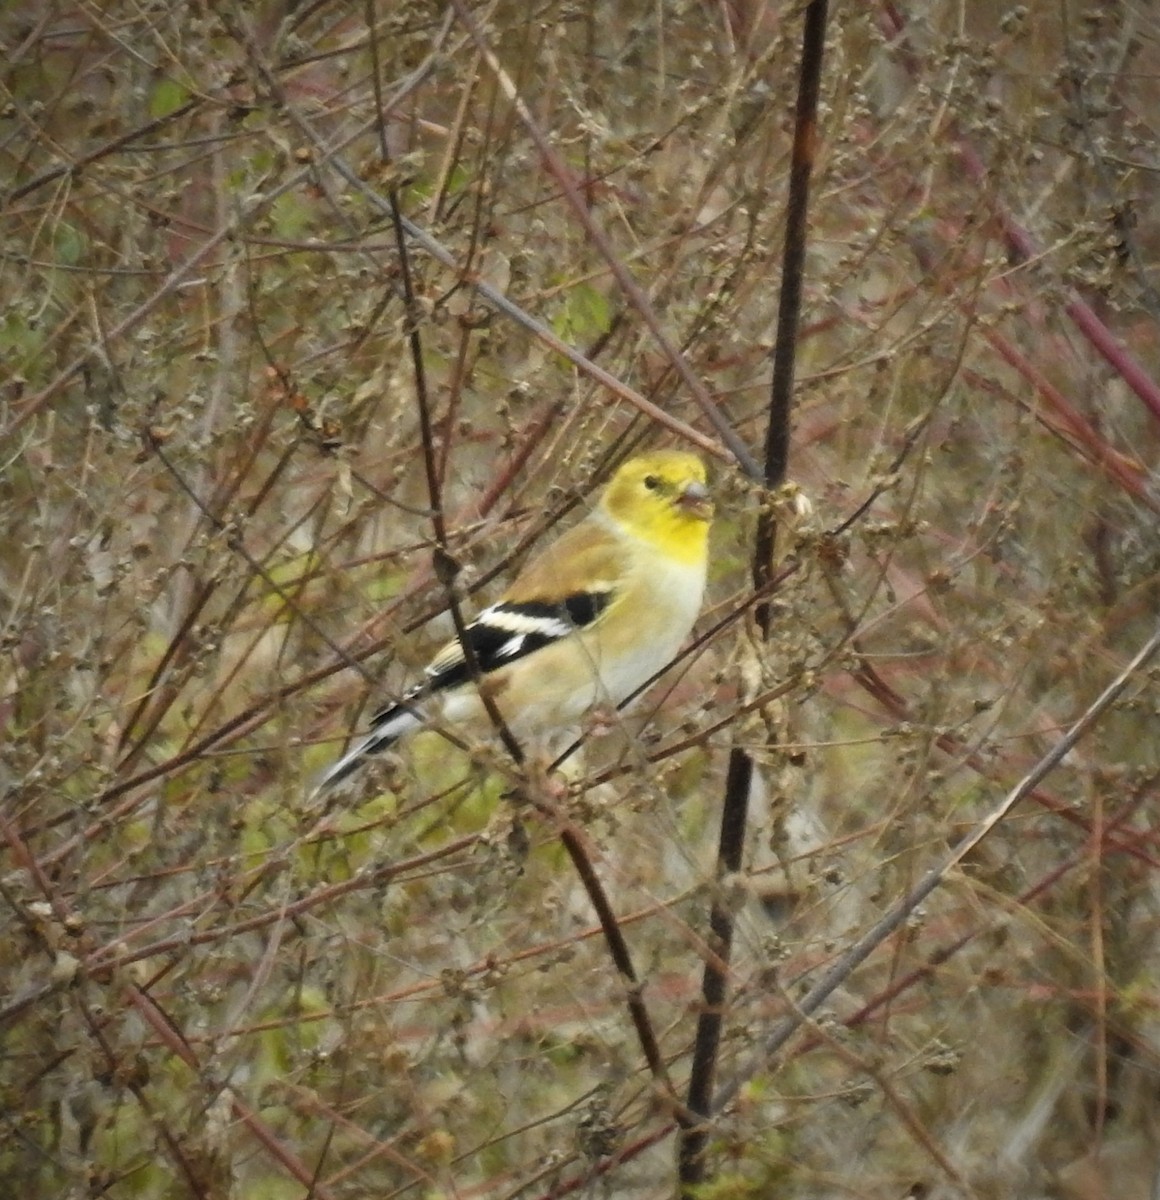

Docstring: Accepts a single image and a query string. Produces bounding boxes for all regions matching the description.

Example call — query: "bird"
[317,450,713,791]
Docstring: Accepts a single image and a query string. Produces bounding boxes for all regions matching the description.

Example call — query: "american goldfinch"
[318,450,713,790]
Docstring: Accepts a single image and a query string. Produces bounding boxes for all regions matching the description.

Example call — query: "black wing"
[322,590,615,791]
[372,590,615,721]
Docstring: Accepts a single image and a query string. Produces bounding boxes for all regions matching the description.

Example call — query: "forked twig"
[711,616,1160,1116]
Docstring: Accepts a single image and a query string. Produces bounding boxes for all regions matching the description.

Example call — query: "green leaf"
[270,192,311,240]
[54,222,85,266]
[552,282,612,344]
[149,77,188,119]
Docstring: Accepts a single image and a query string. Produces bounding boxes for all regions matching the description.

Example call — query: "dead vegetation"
[2,2,1160,1197]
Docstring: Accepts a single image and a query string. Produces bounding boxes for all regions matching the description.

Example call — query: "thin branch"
[445,0,761,478]
[880,3,1160,427]
[711,616,1160,1117]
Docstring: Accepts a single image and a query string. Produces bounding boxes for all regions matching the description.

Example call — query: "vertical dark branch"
[679,748,753,1175]
[756,0,828,619]
[678,3,828,1190]
[366,1,442,548]
[368,2,523,763]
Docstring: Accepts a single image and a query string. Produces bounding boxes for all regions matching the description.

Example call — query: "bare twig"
[445,0,761,478]
[712,617,1160,1116]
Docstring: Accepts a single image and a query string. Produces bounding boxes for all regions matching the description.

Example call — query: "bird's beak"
[677,480,713,520]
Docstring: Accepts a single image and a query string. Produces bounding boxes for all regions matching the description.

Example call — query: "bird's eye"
[643,475,660,491]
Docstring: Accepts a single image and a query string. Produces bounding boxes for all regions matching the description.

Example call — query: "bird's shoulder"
[500,513,630,607]
[420,515,629,691]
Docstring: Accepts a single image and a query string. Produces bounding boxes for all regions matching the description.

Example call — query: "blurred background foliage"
[2,1,1160,1197]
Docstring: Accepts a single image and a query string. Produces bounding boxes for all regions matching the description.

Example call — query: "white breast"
[591,552,706,708]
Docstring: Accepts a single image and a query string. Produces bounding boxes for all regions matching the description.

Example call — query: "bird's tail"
[314,700,424,792]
